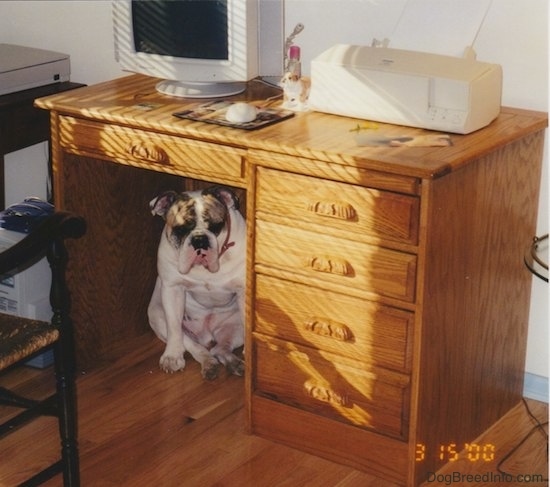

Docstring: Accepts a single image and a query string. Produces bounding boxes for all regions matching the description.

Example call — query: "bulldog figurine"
[147,186,245,380]
[280,71,311,111]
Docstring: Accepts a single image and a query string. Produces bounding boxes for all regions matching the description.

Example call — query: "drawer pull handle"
[304,380,350,407]
[307,256,353,276]
[126,141,169,164]
[304,318,353,342]
[307,201,356,221]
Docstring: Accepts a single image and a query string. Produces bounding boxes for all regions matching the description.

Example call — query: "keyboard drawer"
[59,116,246,185]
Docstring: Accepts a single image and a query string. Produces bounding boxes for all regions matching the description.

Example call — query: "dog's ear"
[202,186,239,211]
[150,191,178,218]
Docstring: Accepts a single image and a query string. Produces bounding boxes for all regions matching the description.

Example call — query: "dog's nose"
[191,234,210,250]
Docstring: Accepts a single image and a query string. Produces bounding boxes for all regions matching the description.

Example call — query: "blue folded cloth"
[0,198,54,233]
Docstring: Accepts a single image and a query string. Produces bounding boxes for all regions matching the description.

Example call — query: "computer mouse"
[225,102,258,124]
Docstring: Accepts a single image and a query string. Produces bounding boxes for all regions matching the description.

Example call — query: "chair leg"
[54,335,80,486]
[49,237,80,486]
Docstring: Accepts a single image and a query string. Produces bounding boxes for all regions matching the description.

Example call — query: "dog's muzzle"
[177,230,220,274]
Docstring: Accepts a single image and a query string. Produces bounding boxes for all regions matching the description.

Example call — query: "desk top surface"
[35,74,547,180]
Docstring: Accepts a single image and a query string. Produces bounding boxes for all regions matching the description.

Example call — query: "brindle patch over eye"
[202,195,227,235]
[166,199,195,226]
[172,221,195,239]
[167,199,196,244]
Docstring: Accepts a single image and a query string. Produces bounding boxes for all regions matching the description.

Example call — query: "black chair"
[0,211,86,486]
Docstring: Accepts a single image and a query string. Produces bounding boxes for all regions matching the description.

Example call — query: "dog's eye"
[172,222,194,239]
[208,220,224,236]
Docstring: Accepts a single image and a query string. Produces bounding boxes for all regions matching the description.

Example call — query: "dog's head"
[150,187,239,274]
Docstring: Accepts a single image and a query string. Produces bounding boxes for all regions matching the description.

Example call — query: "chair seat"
[0,314,59,371]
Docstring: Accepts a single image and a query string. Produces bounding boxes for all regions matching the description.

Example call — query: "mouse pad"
[173,100,294,130]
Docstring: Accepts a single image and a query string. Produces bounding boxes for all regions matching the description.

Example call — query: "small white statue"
[279,72,311,112]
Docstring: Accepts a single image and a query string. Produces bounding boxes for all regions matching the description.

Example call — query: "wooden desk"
[35,74,547,486]
[0,82,85,207]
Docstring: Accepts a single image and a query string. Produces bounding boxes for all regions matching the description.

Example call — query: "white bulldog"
[147,187,245,380]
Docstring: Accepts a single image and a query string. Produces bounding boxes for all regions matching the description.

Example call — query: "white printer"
[308,44,502,134]
[0,44,70,96]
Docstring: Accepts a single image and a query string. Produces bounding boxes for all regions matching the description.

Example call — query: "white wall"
[1,0,547,379]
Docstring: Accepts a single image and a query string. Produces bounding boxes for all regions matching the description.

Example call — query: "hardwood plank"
[420,399,548,486]
[0,333,546,486]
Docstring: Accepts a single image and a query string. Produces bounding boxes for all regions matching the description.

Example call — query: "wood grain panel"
[254,274,413,373]
[251,395,409,484]
[248,149,421,195]
[255,220,417,302]
[256,166,419,246]
[410,132,545,485]
[59,116,247,187]
[254,335,410,438]
[59,155,186,366]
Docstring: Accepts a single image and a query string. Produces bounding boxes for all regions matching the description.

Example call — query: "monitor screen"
[132,0,229,61]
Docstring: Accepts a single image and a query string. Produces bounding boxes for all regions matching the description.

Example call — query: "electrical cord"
[496,398,548,481]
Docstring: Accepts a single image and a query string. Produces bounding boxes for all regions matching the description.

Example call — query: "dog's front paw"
[159,353,186,373]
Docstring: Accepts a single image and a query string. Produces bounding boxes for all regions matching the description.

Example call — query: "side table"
[0,81,85,208]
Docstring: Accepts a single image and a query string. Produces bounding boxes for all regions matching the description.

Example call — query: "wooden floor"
[0,332,547,487]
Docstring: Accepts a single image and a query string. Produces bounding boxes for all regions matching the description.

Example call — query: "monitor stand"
[156,80,246,99]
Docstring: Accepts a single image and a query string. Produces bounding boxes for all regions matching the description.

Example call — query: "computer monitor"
[113,0,259,98]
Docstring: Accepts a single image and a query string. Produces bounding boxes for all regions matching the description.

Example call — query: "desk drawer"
[254,335,410,439]
[254,275,413,373]
[255,220,417,302]
[59,116,246,184]
[256,167,419,245]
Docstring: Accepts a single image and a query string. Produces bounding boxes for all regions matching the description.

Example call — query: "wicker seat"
[0,211,86,486]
